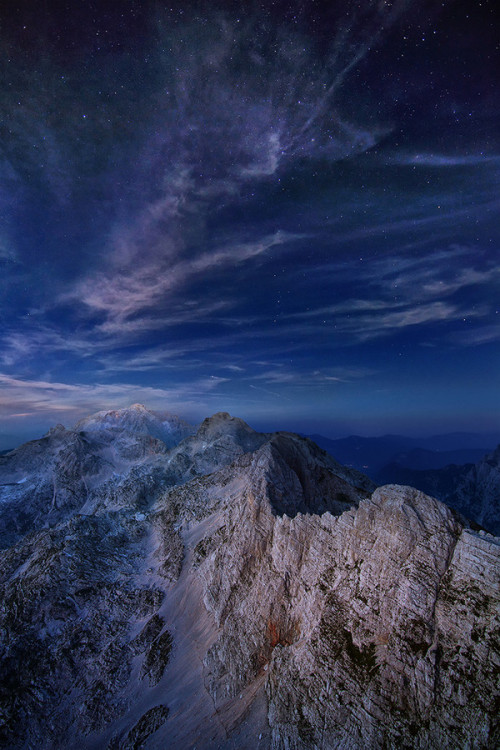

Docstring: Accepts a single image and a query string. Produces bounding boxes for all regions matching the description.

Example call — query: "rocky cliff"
[0,408,498,749]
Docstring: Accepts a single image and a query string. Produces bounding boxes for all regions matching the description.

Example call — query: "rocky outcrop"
[0,410,498,749]
[165,460,498,750]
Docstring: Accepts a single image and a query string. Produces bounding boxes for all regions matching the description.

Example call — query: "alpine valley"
[0,405,498,749]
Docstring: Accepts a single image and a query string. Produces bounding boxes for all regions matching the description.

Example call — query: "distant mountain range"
[307,432,500,475]
[375,446,500,535]
[3,426,498,466]
[309,432,500,535]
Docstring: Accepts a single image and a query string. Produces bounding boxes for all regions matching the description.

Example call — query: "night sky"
[1,0,499,448]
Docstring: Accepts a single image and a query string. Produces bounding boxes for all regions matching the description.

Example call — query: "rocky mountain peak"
[198,410,253,435]
[45,423,67,436]
[74,404,195,447]
[195,411,267,452]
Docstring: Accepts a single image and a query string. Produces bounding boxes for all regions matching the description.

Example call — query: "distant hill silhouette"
[308,432,500,477]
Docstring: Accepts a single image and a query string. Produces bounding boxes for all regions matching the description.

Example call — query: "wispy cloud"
[318,197,499,246]
[309,244,497,298]
[248,364,375,388]
[389,152,500,168]
[46,6,410,349]
[420,267,500,297]
[0,373,228,428]
[276,301,475,342]
[351,301,469,337]
[281,242,498,343]
[67,230,302,337]
[249,383,292,400]
[448,320,500,347]
[0,327,99,369]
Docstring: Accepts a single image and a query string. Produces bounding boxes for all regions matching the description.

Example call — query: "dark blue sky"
[0,0,499,447]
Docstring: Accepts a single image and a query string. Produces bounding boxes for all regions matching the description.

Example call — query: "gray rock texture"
[0,409,498,749]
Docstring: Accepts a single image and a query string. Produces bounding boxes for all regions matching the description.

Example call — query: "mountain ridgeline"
[0,405,498,749]
[310,432,500,535]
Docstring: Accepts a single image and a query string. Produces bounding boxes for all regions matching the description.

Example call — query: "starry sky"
[0,0,499,448]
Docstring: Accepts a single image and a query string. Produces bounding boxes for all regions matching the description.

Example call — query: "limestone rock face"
[0,411,498,749]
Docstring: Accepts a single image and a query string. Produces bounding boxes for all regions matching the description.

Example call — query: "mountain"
[384,447,488,471]
[421,432,500,452]
[377,445,500,536]
[0,409,498,749]
[449,444,500,534]
[309,433,498,476]
[74,403,195,448]
[307,434,420,474]
[311,432,500,534]
[375,461,472,510]
[0,405,195,549]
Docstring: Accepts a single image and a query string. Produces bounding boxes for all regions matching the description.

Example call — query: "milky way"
[0,0,498,446]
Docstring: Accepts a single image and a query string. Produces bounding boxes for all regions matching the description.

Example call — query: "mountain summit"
[74,403,196,446]
[0,409,498,749]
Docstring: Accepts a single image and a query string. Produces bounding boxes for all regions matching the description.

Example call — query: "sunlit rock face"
[0,410,498,749]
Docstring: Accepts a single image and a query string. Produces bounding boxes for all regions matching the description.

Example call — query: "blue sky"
[0,0,499,448]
